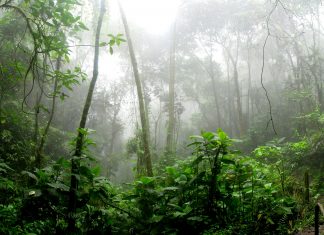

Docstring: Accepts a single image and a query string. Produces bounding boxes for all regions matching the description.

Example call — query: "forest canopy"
[0,0,323,234]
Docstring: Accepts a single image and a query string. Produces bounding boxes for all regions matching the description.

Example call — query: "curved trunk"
[67,0,106,232]
[118,1,153,177]
[35,57,61,169]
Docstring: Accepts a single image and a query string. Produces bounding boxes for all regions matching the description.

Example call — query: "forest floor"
[295,225,324,235]
[296,197,324,235]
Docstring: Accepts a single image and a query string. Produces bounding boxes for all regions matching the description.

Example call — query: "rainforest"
[0,0,323,234]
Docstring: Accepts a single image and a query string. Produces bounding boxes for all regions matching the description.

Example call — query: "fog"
[2,0,323,178]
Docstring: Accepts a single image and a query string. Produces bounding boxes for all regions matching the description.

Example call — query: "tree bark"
[108,111,119,156]
[227,50,244,137]
[225,55,233,136]
[118,1,153,177]
[67,0,106,232]
[209,42,222,128]
[35,57,61,169]
[246,46,252,129]
[166,21,176,156]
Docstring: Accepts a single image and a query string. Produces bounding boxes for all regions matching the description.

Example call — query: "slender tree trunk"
[316,6,323,111]
[194,95,213,129]
[154,111,162,150]
[225,55,234,136]
[166,21,176,156]
[287,49,307,133]
[143,84,152,145]
[34,71,44,166]
[108,112,119,156]
[209,43,222,128]
[34,92,41,158]
[118,1,153,176]
[0,91,2,117]
[208,147,221,213]
[246,47,252,129]
[228,52,244,136]
[35,57,61,168]
[175,112,181,148]
[192,46,221,128]
[0,66,3,116]
[67,0,105,232]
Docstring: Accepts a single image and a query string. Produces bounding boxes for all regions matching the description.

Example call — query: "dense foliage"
[0,127,323,234]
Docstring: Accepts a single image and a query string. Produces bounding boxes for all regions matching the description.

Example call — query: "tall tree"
[67,0,106,232]
[118,1,153,177]
[35,57,62,168]
[166,21,176,156]
[221,36,245,136]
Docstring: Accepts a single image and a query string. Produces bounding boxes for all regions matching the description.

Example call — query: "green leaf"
[217,129,227,140]
[281,206,292,214]
[221,158,235,165]
[22,171,38,182]
[187,141,203,147]
[187,216,204,221]
[175,174,187,184]
[138,176,154,185]
[264,183,272,189]
[78,22,89,30]
[123,194,138,200]
[166,166,177,175]
[47,182,69,191]
[92,166,100,176]
[183,205,192,214]
[173,211,185,217]
[78,128,88,135]
[109,38,116,46]
[202,131,214,141]
[99,42,107,47]
[192,155,203,166]
[64,54,70,63]
[0,163,13,171]
[79,165,93,181]
[163,186,179,191]
[151,215,163,223]
[189,135,204,140]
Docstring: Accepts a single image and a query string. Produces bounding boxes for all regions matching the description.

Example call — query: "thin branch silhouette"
[260,0,280,135]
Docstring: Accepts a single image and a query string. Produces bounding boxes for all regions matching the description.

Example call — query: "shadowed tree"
[166,21,176,157]
[67,0,106,232]
[118,0,153,177]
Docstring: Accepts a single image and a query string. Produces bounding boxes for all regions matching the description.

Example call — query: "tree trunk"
[228,52,244,137]
[194,95,213,129]
[67,0,105,232]
[108,111,119,156]
[209,43,222,128]
[225,55,234,136]
[34,92,41,156]
[246,47,252,129]
[208,147,221,213]
[118,1,153,177]
[166,21,176,156]
[153,111,162,150]
[34,86,44,167]
[35,57,61,168]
